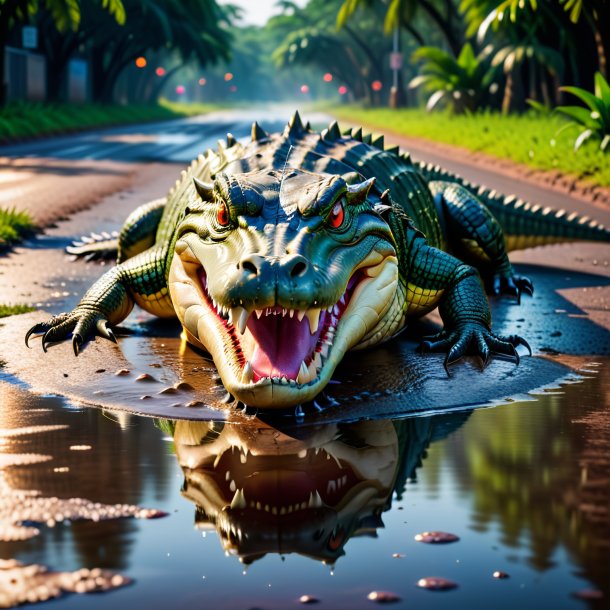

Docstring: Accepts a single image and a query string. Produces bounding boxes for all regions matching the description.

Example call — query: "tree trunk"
[0,44,7,106]
[592,11,610,79]
[502,67,525,114]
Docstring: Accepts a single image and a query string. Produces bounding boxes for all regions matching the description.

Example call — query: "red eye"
[329,201,344,229]
[217,202,230,226]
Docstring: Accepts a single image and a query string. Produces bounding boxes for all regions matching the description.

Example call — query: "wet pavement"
[0,108,609,609]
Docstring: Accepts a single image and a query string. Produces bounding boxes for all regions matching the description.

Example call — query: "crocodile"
[25,112,610,410]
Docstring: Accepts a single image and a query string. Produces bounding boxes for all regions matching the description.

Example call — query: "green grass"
[0,99,221,142]
[0,207,35,247]
[0,304,35,318]
[329,106,610,187]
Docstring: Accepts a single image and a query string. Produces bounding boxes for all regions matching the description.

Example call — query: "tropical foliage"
[409,43,497,113]
[556,72,610,151]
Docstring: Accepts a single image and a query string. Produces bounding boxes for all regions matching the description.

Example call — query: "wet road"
[0,107,609,609]
[0,107,332,164]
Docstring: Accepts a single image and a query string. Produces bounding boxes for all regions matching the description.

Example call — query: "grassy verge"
[0,207,35,247]
[0,304,35,318]
[0,99,221,142]
[329,106,610,187]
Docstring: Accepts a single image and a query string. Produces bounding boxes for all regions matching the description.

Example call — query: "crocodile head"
[168,167,398,408]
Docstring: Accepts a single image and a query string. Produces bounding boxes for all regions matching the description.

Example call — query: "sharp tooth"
[240,452,247,464]
[305,308,321,334]
[280,376,288,385]
[280,507,286,515]
[298,449,307,459]
[272,376,280,383]
[307,360,317,380]
[308,490,323,508]
[289,309,295,318]
[321,343,330,358]
[300,502,307,510]
[214,453,223,468]
[255,309,263,319]
[333,305,340,316]
[272,507,277,515]
[229,480,236,492]
[340,294,346,305]
[313,352,322,370]
[229,306,249,334]
[342,475,347,486]
[256,502,262,510]
[297,310,306,322]
[264,504,270,512]
[282,308,287,316]
[297,361,309,384]
[241,362,254,384]
[327,480,337,494]
[225,471,231,481]
[230,488,247,509]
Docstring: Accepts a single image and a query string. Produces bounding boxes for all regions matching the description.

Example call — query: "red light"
[300,84,310,94]
[155,67,165,77]
[198,78,207,86]
[135,57,147,68]
[323,73,333,82]
[175,85,185,95]
[224,72,233,81]
[371,80,383,91]
[338,85,347,95]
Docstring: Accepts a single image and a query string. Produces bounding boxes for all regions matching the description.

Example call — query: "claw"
[96,319,117,343]
[510,344,520,365]
[517,336,532,356]
[72,334,83,356]
[41,329,52,353]
[25,324,45,348]
[492,276,501,295]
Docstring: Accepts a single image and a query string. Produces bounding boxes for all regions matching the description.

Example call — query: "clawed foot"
[25,310,116,356]
[488,274,534,304]
[418,323,531,375]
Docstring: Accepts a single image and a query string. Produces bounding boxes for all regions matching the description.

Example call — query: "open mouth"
[198,269,362,387]
[187,445,361,517]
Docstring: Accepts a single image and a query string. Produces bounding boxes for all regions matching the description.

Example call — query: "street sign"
[22,26,38,49]
[390,52,403,70]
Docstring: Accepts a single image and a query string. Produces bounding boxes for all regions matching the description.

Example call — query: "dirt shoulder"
[0,157,147,228]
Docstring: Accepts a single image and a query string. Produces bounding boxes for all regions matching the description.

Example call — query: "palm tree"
[409,42,499,113]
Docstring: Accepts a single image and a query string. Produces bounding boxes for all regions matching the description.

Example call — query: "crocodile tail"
[415,160,610,251]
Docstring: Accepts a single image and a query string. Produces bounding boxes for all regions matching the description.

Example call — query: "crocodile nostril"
[242,260,259,275]
[290,261,308,278]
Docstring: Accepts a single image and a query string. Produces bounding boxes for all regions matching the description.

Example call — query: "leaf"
[574,128,593,151]
[594,72,610,108]
[601,134,610,152]
[45,0,80,32]
[102,0,126,26]
[560,85,606,115]
[426,90,446,111]
[556,105,600,129]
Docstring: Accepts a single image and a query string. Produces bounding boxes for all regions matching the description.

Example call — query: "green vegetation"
[0,207,34,246]
[409,43,497,113]
[0,100,219,141]
[557,72,610,151]
[331,106,610,185]
[0,304,36,318]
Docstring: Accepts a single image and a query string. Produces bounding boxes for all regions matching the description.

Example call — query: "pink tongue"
[247,311,325,379]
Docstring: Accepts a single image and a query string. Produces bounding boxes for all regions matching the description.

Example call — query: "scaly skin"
[26,113,610,410]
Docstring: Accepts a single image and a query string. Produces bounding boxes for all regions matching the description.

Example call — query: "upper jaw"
[169,239,397,409]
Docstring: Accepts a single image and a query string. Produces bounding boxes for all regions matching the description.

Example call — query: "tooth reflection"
[171,414,469,565]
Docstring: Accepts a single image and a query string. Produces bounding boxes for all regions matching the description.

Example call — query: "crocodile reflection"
[168,414,469,564]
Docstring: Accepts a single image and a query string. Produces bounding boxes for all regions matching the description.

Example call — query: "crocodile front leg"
[396,222,530,371]
[25,247,171,355]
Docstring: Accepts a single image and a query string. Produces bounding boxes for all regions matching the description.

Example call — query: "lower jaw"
[226,372,328,409]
